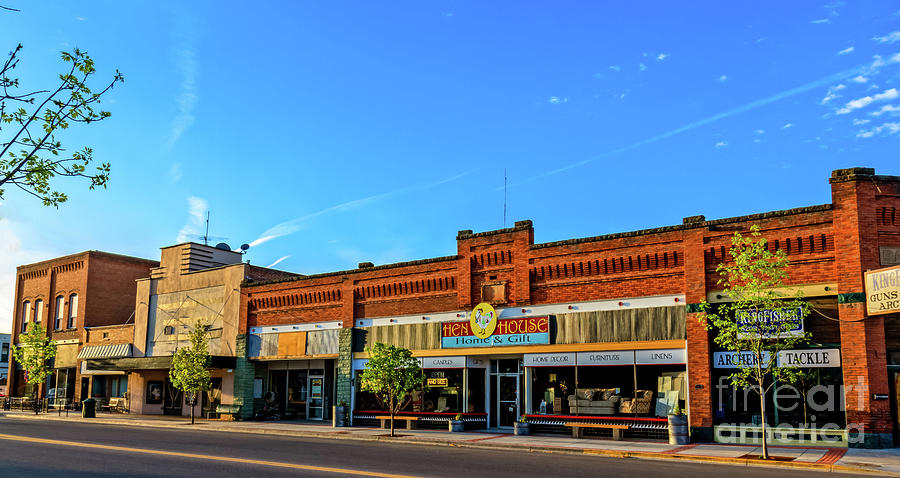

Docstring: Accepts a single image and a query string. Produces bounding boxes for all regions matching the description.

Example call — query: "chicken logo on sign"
[470,302,498,339]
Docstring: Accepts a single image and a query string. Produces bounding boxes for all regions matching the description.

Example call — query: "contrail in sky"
[506,60,885,189]
[249,170,473,248]
[266,255,290,268]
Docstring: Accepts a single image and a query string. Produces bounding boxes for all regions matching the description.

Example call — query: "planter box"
[514,422,530,436]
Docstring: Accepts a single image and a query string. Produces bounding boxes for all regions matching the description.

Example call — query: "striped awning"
[77,343,132,360]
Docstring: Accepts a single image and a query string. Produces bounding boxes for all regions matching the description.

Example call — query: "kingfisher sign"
[442,303,549,348]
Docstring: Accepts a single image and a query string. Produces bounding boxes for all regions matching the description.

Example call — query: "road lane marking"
[0,433,420,477]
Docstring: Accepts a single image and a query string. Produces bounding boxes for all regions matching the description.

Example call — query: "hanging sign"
[635,349,686,365]
[523,352,575,367]
[441,315,549,348]
[422,356,465,369]
[736,307,804,339]
[865,265,900,316]
[576,350,635,366]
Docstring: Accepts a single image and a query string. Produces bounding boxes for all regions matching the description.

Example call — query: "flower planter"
[668,414,689,445]
[514,422,530,436]
[449,419,465,432]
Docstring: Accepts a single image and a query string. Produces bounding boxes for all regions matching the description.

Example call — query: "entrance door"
[498,375,519,427]
[307,376,324,420]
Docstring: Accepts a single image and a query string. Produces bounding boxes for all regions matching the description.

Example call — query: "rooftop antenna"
[503,168,507,228]
[204,211,210,245]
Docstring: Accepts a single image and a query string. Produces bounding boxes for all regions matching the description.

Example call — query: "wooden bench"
[564,422,630,440]
[108,397,127,413]
[215,404,241,421]
[374,415,419,430]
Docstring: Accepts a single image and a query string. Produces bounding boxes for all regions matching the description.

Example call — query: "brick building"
[7,251,157,403]
[238,167,900,448]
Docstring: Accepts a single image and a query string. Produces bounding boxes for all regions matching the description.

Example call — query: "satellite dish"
[215,242,232,251]
[240,243,250,251]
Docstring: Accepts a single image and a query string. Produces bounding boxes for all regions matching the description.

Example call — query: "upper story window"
[54,295,64,330]
[34,299,44,324]
[67,294,78,329]
[1,342,8,363]
[21,301,31,333]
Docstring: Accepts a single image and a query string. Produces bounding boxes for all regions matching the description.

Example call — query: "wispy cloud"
[75,16,86,21]
[176,196,208,243]
[836,88,899,114]
[505,63,876,189]
[638,63,647,71]
[266,256,291,268]
[715,141,728,148]
[549,96,568,105]
[852,118,871,125]
[857,122,900,138]
[870,104,900,117]
[718,74,728,82]
[657,53,668,61]
[250,172,473,248]
[782,123,793,129]
[754,129,765,135]
[837,46,854,55]
[873,31,900,44]
[850,75,868,83]
[168,162,183,184]
[810,18,831,25]
[821,84,846,105]
[608,65,621,72]
[165,47,198,151]
[0,216,58,333]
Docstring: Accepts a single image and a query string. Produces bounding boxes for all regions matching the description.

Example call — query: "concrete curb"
[2,413,892,476]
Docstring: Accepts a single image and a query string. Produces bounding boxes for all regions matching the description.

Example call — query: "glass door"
[498,375,519,427]
[307,376,324,420]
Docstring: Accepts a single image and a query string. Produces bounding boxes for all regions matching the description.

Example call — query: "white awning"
[77,343,132,360]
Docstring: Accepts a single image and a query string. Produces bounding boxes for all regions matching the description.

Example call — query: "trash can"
[82,398,96,418]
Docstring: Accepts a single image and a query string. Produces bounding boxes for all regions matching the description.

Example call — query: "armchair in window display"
[619,390,654,415]
[566,388,621,415]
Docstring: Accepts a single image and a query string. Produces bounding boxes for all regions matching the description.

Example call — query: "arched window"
[68,294,78,329]
[34,299,44,324]
[21,301,31,333]
[55,295,64,330]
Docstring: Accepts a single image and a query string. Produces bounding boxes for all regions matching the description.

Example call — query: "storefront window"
[421,369,463,413]
[531,367,575,414]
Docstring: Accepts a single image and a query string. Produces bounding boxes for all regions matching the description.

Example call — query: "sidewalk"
[2,410,899,475]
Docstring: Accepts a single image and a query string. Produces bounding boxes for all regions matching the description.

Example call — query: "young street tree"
[359,343,424,437]
[1,44,123,207]
[11,322,57,414]
[700,225,809,459]
[169,321,212,425]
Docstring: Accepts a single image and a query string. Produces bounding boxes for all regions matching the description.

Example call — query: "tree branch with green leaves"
[169,321,212,424]
[11,322,57,412]
[1,44,123,207]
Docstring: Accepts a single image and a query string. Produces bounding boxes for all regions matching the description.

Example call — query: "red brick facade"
[242,167,900,447]
[7,251,157,400]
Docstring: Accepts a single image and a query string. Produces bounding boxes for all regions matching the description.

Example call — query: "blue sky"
[1,1,899,332]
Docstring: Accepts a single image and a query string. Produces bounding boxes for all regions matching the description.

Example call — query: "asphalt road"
[0,417,871,477]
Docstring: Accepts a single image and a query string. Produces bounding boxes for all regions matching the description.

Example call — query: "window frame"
[21,301,31,333]
[67,293,78,329]
[54,295,65,330]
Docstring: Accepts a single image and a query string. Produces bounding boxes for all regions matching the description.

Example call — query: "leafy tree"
[11,322,57,413]
[169,321,212,424]
[699,225,810,459]
[1,44,123,207]
[359,343,424,437]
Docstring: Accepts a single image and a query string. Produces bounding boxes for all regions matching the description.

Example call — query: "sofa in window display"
[566,388,620,415]
[619,390,654,415]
